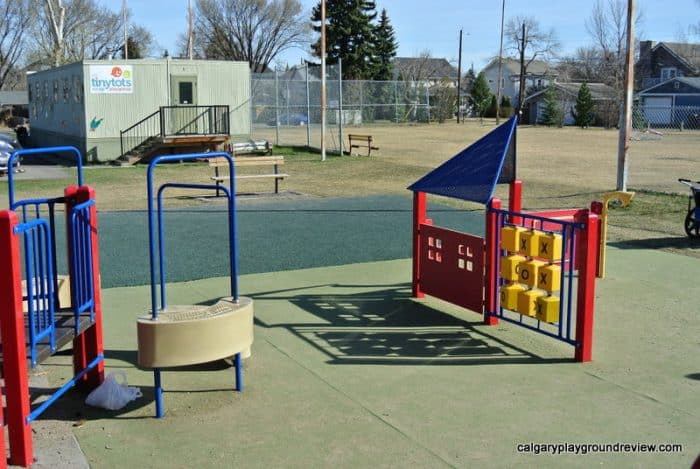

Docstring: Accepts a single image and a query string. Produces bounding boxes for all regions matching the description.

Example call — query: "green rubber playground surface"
[95,195,484,288]
[31,247,699,468]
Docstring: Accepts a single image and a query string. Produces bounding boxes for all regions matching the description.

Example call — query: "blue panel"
[407,116,517,204]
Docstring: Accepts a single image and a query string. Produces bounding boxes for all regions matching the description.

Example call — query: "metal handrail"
[119,110,160,158]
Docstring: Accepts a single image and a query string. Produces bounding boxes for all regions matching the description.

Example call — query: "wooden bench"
[225,140,272,156]
[348,134,379,156]
[209,155,287,195]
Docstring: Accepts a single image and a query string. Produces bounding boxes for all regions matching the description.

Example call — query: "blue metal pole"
[234,352,242,392]
[154,369,163,418]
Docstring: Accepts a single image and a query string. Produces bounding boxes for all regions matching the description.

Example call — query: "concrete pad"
[25,246,699,468]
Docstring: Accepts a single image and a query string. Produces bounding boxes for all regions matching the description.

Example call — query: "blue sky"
[128,0,698,70]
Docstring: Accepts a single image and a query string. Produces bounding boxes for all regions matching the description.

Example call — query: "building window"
[63,78,69,102]
[53,80,58,103]
[674,81,680,89]
[661,67,677,80]
[74,76,83,103]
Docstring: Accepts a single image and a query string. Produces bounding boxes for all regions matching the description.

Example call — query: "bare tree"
[505,16,560,108]
[32,0,154,66]
[0,0,33,89]
[585,0,643,92]
[191,0,310,71]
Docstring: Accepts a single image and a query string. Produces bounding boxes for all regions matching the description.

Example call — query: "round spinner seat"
[137,296,254,368]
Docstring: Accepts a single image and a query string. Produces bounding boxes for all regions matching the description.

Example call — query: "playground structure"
[409,117,601,362]
[136,152,254,419]
[0,146,105,467]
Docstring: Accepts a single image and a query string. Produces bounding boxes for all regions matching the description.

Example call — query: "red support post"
[590,201,604,277]
[484,198,500,326]
[574,210,599,362]
[508,179,522,211]
[412,192,427,298]
[0,211,33,467]
[0,398,5,469]
[70,186,105,390]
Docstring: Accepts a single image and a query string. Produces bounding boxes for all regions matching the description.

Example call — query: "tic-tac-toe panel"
[419,224,485,314]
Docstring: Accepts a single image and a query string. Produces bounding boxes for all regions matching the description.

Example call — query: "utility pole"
[457,29,463,123]
[187,0,194,60]
[617,0,635,191]
[320,0,327,161]
[518,23,526,113]
[122,0,128,59]
[495,0,506,124]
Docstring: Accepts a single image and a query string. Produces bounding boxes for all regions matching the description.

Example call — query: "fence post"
[574,209,599,362]
[0,210,33,467]
[426,86,431,123]
[274,71,280,146]
[484,198,500,326]
[338,58,344,154]
[395,81,399,123]
[305,64,311,147]
[412,192,427,298]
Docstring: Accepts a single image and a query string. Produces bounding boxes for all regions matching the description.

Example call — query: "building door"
[643,96,672,125]
[169,76,198,134]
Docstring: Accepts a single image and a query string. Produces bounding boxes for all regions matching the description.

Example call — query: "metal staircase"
[117,105,230,166]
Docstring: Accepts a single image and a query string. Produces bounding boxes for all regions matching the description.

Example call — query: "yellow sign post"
[599,191,635,278]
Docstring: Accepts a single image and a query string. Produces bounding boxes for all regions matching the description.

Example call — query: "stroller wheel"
[684,209,700,238]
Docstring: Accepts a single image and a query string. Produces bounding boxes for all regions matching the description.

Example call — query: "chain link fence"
[633,104,700,131]
[251,64,432,152]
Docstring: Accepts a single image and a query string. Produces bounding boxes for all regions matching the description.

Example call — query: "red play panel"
[419,224,485,314]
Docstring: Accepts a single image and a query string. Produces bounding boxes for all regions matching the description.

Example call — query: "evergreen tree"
[572,82,595,128]
[311,0,378,80]
[372,8,398,80]
[469,71,492,119]
[540,84,562,127]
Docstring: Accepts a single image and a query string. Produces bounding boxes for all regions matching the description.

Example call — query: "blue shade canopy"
[407,116,517,204]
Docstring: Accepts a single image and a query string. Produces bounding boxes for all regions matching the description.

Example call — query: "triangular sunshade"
[407,116,517,204]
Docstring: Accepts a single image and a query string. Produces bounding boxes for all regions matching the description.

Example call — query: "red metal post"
[484,198,501,326]
[508,179,522,214]
[412,192,427,298]
[0,211,33,466]
[574,210,599,362]
[590,201,604,277]
[70,186,105,390]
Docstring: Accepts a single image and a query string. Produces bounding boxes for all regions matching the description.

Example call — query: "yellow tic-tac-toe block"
[538,232,562,262]
[517,289,544,317]
[519,229,542,257]
[518,259,546,288]
[536,264,561,293]
[536,295,560,323]
[500,283,525,310]
[500,254,526,282]
[501,225,525,252]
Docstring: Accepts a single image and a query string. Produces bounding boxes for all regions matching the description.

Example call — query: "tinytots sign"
[89,65,133,93]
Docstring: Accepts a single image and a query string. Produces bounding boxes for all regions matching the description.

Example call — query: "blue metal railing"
[487,207,585,347]
[70,200,95,331]
[15,218,56,367]
[7,146,84,209]
[146,151,238,418]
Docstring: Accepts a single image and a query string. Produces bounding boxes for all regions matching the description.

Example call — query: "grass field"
[2,121,698,256]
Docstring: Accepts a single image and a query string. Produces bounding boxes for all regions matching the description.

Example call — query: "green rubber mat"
[79,195,484,288]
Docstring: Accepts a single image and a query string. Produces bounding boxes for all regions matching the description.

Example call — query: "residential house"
[392,57,458,87]
[636,77,700,128]
[522,82,617,127]
[637,41,700,90]
[481,57,558,108]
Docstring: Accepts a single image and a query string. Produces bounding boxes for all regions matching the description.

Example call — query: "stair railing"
[119,110,160,159]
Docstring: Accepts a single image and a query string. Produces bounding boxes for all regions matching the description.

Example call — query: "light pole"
[320,0,327,162]
[496,0,506,125]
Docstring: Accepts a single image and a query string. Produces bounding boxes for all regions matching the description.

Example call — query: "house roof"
[638,76,700,94]
[483,57,556,76]
[523,82,616,103]
[393,57,457,80]
[654,42,700,71]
